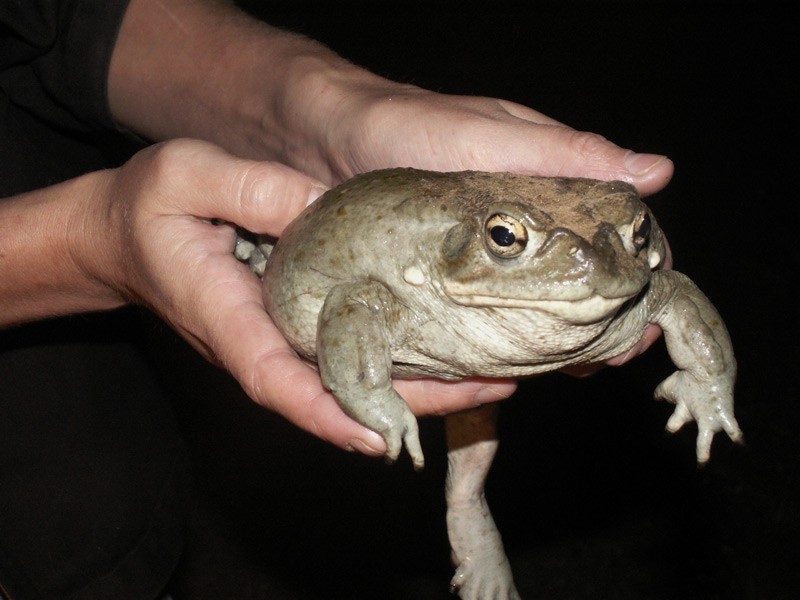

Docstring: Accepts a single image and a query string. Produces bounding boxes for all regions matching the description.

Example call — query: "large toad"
[236,168,741,599]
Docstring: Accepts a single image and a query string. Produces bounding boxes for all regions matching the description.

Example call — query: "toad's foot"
[655,369,743,463]
[449,547,520,600]
[364,389,424,469]
[645,270,741,464]
[328,383,424,469]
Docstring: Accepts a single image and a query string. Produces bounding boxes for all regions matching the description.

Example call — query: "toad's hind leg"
[445,404,519,599]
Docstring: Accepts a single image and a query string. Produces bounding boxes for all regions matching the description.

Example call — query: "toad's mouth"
[444,291,633,324]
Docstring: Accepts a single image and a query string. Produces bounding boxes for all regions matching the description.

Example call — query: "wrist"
[0,172,126,327]
[269,47,423,183]
[66,170,130,308]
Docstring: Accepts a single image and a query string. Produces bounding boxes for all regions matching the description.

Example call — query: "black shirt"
[1,2,187,598]
[0,0,139,195]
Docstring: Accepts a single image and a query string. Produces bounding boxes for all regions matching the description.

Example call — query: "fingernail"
[307,184,328,206]
[346,436,385,456]
[625,153,668,175]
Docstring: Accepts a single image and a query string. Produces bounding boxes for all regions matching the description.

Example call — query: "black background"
[152,2,799,598]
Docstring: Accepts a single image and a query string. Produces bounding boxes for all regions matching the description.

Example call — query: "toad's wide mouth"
[444,290,634,324]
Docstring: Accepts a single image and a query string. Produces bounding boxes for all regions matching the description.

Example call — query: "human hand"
[76,139,514,456]
[285,81,673,194]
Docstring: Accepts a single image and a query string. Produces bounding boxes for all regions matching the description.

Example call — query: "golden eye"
[485,213,528,258]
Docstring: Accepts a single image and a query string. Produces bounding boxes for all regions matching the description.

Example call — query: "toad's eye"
[633,211,651,251]
[485,213,528,258]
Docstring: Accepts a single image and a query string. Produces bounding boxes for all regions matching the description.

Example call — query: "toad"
[236,168,741,599]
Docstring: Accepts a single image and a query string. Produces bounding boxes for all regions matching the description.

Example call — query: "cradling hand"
[75,138,514,455]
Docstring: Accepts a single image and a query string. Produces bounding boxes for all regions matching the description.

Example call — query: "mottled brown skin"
[238,168,741,599]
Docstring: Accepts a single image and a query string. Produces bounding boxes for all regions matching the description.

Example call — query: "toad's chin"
[445,291,633,324]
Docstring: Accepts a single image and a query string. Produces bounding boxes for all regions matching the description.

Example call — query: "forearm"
[108,0,395,180]
[108,0,675,196]
[0,174,123,328]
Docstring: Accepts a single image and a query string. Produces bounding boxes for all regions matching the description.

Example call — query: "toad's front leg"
[647,270,743,462]
[317,281,424,469]
[446,404,520,600]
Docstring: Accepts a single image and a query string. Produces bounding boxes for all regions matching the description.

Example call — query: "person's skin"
[0,0,673,458]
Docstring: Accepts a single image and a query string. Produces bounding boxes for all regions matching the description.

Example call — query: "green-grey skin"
[237,168,741,600]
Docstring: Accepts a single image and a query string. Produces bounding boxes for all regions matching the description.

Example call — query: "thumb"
[155,139,328,235]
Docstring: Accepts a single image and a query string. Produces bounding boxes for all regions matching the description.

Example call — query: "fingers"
[395,377,517,416]
[495,120,674,198]
[113,141,381,453]
[545,130,673,198]
[485,98,674,197]
[187,252,388,454]
[494,98,566,126]
[123,136,668,463]
[142,139,328,235]
[696,427,714,464]
[720,411,744,444]
[218,290,372,450]
[666,402,693,433]
[604,323,665,367]
[663,399,742,465]
[352,91,674,197]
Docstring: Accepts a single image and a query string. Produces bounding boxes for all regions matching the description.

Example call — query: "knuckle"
[235,163,282,216]
[234,162,309,229]
[141,139,193,183]
[566,130,612,160]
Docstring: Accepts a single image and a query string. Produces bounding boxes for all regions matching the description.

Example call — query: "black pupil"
[491,225,516,247]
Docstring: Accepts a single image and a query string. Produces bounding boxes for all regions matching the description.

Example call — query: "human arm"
[0,176,125,325]
[108,0,673,194]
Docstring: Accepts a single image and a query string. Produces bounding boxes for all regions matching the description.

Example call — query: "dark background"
[147,2,798,599]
